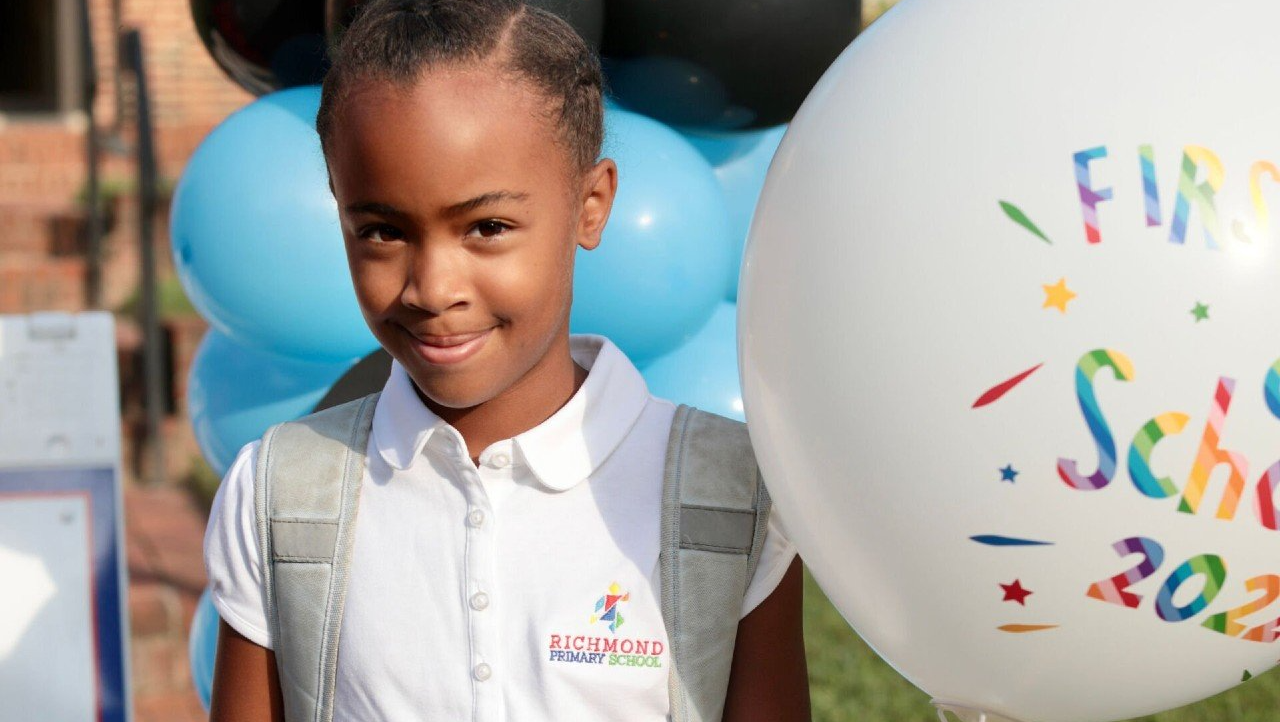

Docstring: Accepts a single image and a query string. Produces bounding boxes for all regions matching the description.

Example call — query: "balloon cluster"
[181,0,858,704]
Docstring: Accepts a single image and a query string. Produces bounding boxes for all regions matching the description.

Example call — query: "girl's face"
[326,62,615,409]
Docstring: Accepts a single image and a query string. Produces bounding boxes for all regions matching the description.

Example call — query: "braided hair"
[317,0,606,172]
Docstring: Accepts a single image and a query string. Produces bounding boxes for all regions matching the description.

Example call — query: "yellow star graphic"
[1042,277,1077,313]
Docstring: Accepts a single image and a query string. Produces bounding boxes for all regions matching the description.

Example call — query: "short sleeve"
[739,506,798,618]
[202,440,273,649]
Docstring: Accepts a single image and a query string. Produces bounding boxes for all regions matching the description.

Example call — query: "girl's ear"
[576,158,618,251]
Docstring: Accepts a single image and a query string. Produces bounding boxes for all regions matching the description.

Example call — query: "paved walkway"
[125,483,208,722]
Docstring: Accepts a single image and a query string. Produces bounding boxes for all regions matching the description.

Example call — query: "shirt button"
[470,592,490,611]
[491,452,510,468]
[467,509,486,528]
[473,662,492,681]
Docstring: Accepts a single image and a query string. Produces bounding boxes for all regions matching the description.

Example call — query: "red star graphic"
[1000,579,1033,606]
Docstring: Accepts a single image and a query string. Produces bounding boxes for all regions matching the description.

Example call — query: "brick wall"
[0,0,251,215]
[0,0,253,320]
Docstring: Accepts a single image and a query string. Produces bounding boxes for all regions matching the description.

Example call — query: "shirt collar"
[371,333,650,491]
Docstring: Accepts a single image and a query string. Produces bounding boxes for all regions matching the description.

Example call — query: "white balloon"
[739,2,1280,721]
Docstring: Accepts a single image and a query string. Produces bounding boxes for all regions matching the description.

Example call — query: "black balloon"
[313,348,394,412]
[326,0,605,51]
[600,0,862,130]
[191,0,331,96]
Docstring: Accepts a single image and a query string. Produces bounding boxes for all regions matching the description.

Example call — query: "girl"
[203,0,810,719]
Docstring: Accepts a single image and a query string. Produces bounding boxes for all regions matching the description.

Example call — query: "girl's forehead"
[336,67,558,153]
[343,63,547,123]
[327,67,576,205]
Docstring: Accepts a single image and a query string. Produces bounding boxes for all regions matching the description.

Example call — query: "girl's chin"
[402,368,499,412]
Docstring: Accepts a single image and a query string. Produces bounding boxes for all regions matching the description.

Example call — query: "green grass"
[803,570,1280,721]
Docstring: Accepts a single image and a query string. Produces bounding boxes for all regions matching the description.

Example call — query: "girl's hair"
[317,0,605,172]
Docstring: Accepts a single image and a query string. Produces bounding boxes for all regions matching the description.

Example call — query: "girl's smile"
[405,324,496,366]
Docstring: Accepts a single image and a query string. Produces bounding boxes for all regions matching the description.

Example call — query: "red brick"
[133,690,205,722]
[130,582,177,638]
[131,637,182,694]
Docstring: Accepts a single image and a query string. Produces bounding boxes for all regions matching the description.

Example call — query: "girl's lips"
[410,327,493,365]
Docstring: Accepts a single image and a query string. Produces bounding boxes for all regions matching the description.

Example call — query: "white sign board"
[0,312,130,722]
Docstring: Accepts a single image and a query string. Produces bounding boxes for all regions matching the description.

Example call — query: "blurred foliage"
[181,454,221,514]
[116,274,198,321]
[803,569,1279,721]
[863,0,901,29]
[73,174,177,206]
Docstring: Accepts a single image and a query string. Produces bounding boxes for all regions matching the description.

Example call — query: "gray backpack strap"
[661,404,773,722]
[254,392,379,722]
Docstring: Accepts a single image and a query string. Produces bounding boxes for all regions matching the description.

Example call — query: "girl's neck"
[416,332,590,465]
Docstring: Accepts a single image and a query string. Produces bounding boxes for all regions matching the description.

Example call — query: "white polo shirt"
[204,333,795,721]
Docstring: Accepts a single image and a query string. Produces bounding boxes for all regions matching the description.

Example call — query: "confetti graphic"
[1042,277,1077,313]
[999,200,1052,244]
[1001,580,1033,605]
[970,535,1054,547]
[972,364,1045,409]
[997,624,1059,634]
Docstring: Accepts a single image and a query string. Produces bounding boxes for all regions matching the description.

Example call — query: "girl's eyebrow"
[442,190,530,218]
[345,191,530,219]
[346,201,408,217]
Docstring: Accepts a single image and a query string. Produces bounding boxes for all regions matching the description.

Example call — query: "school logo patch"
[590,582,630,633]
[546,581,664,669]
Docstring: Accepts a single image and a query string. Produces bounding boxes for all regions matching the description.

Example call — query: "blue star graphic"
[999,464,1019,483]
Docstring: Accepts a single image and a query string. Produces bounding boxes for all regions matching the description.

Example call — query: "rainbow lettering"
[1074,146,1112,244]
[1178,378,1248,519]
[1128,412,1190,498]
[1169,146,1225,247]
[1087,536,1164,609]
[1154,554,1227,622]
[1203,575,1280,638]
[1139,144,1161,227]
[1058,349,1135,490]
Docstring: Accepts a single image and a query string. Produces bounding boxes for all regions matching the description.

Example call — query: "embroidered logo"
[589,581,630,633]
[545,582,664,669]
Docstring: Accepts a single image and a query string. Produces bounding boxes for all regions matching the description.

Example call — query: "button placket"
[460,458,499,722]
[477,440,518,509]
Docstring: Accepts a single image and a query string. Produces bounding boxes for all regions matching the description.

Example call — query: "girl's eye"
[470,219,511,239]
[358,224,403,243]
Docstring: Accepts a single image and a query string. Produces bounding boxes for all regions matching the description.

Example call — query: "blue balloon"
[640,302,743,421]
[683,125,787,301]
[570,108,734,365]
[189,588,219,711]
[171,86,377,361]
[189,329,354,476]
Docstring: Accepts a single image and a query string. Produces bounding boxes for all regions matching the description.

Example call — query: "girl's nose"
[400,241,471,314]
